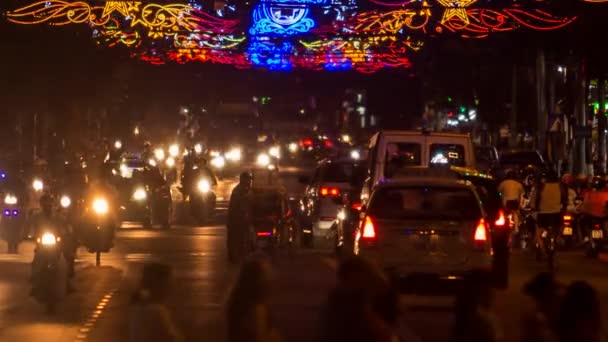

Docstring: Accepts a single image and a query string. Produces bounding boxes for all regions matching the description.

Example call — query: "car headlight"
[39,232,58,246]
[269,146,280,159]
[60,195,71,208]
[32,179,44,192]
[211,156,225,169]
[288,142,298,153]
[257,153,270,167]
[4,194,17,205]
[198,179,211,193]
[225,148,242,162]
[93,198,109,215]
[133,188,147,201]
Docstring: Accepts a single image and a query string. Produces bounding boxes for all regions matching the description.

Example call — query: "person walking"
[130,263,182,342]
[227,172,253,263]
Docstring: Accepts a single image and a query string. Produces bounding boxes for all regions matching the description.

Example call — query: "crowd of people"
[128,257,603,342]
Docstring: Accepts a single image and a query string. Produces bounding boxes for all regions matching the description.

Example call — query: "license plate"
[592,230,604,239]
[563,227,573,236]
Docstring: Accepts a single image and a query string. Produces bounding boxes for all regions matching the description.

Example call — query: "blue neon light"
[0,172,6,180]
[12,210,18,216]
[249,3,315,36]
[259,0,326,3]
[3,209,9,217]
[248,40,294,70]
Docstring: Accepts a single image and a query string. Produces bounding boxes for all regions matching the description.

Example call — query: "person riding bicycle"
[498,169,525,230]
[534,170,567,253]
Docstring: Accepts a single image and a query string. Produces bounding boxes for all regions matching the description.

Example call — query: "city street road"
[0,167,608,341]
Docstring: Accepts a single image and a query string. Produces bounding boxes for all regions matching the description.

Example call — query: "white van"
[361,130,476,203]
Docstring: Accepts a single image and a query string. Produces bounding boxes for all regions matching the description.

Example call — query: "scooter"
[31,230,67,314]
[82,197,115,266]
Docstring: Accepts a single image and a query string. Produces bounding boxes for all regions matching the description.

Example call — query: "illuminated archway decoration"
[436,0,476,25]
[6,0,578,72]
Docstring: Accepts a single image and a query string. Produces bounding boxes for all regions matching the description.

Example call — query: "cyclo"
[250,170,296,254]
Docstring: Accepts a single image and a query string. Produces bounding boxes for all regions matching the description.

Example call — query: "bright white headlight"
[350,150,361,160]
[211,156,225,169]
[154,148,165,161]
[169,144,180,157]
[269,146,280,159]
[32,179,44,192]
[194,143,203,154]
[93,198,109,215]
[148,158,157,167]
[165,157,176,168]
[288,143,298,153]
[4,194,17,205]
[225,148,242,162]
[60,195,71,208]
[40,232,57,246]
[114,140,122,150]
[257,153,270,167]
[198,179,211,193]
[133,188,147,201]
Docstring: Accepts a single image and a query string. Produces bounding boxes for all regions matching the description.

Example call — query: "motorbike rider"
[562,173,579,213]
[227,172,253,263]
[578,176,608,243]
[534,170,567,252]
[84,165,119,241]
[498,169,525,230]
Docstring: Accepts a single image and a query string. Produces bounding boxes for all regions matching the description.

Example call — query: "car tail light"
[474,219,488,242]
[594,223,601,230]
[361,216,376,239]
[256,231,272,237]
[320,187,340,197]
[324,140,333,148]
[351,202,362,211]
[563,214,572,223]
[302,138,313,147]
[494,210,506,227]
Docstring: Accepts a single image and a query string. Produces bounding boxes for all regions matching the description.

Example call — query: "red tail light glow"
[324,140,333,148]
[494,210,506,227]
[302,138,313,147]
[320,187,340,197]
[474,219,488,242]
[256,232,272,237]
[362,216,376,239]
[351,202,362,211]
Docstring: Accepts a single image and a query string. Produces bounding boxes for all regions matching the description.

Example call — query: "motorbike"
[31,230,67,314]
[151,185,172,229]
[188,176,217,225]
[1,192,25,253]
[559,213,577,249]
[537,225,557,271]
[81,196,115,266]
[585,217,607,258]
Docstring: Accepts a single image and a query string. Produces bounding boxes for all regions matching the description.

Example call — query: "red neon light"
[256,231,272,237]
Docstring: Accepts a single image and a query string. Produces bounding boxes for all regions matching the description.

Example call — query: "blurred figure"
[452,269,503,342]
[534,171,567,251]
[498,169,525,230]
[557,281,601,342]
[227,172,253,263]
[318,256,401,342]
[561,174,578,213]
[226,257,281,342]
[130,263,182,342]
[521,272,563,342]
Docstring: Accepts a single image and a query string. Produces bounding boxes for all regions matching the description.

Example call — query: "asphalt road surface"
[1,167,608,342]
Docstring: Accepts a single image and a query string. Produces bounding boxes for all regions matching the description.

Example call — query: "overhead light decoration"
[7,0,576,71]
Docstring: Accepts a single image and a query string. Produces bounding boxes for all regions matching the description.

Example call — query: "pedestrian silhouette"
[453,269,503,342]
[226,256,282,342]
[557,281,601,342]
[130,263,182,342]
[318,256,400,342]
[521,272,563,342]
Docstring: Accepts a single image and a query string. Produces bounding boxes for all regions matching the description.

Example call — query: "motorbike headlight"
[225,148,242,162]
[169,144,180,157]
[148,158,157,167]
[133,188,147,201]
[93,198,109,215]
[210,150,221,158]
[40,232,58,246]
[269,146,280,159]
[198,179,211,193]
[4,194,17,205]
[165,157,176,168]
[32,179,44,192]
[154,148,165,161]
[257,153,270,167]
[60,195,71,208]
[194,143,203,154]
[288,142,298,153]
[350,150,361,160]
[114,140,122,150]
[211,156,225,169]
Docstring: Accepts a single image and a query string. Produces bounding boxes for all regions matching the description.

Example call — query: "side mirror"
[298,175,311,184]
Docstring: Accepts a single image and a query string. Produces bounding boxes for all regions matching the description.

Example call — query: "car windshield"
[500,151,543,165]
[369,186,481,220]
[384,143,422,177]
[321,162,367,185]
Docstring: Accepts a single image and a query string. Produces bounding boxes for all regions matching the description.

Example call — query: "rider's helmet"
[504,168,516,180]
[561,173,574,187]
